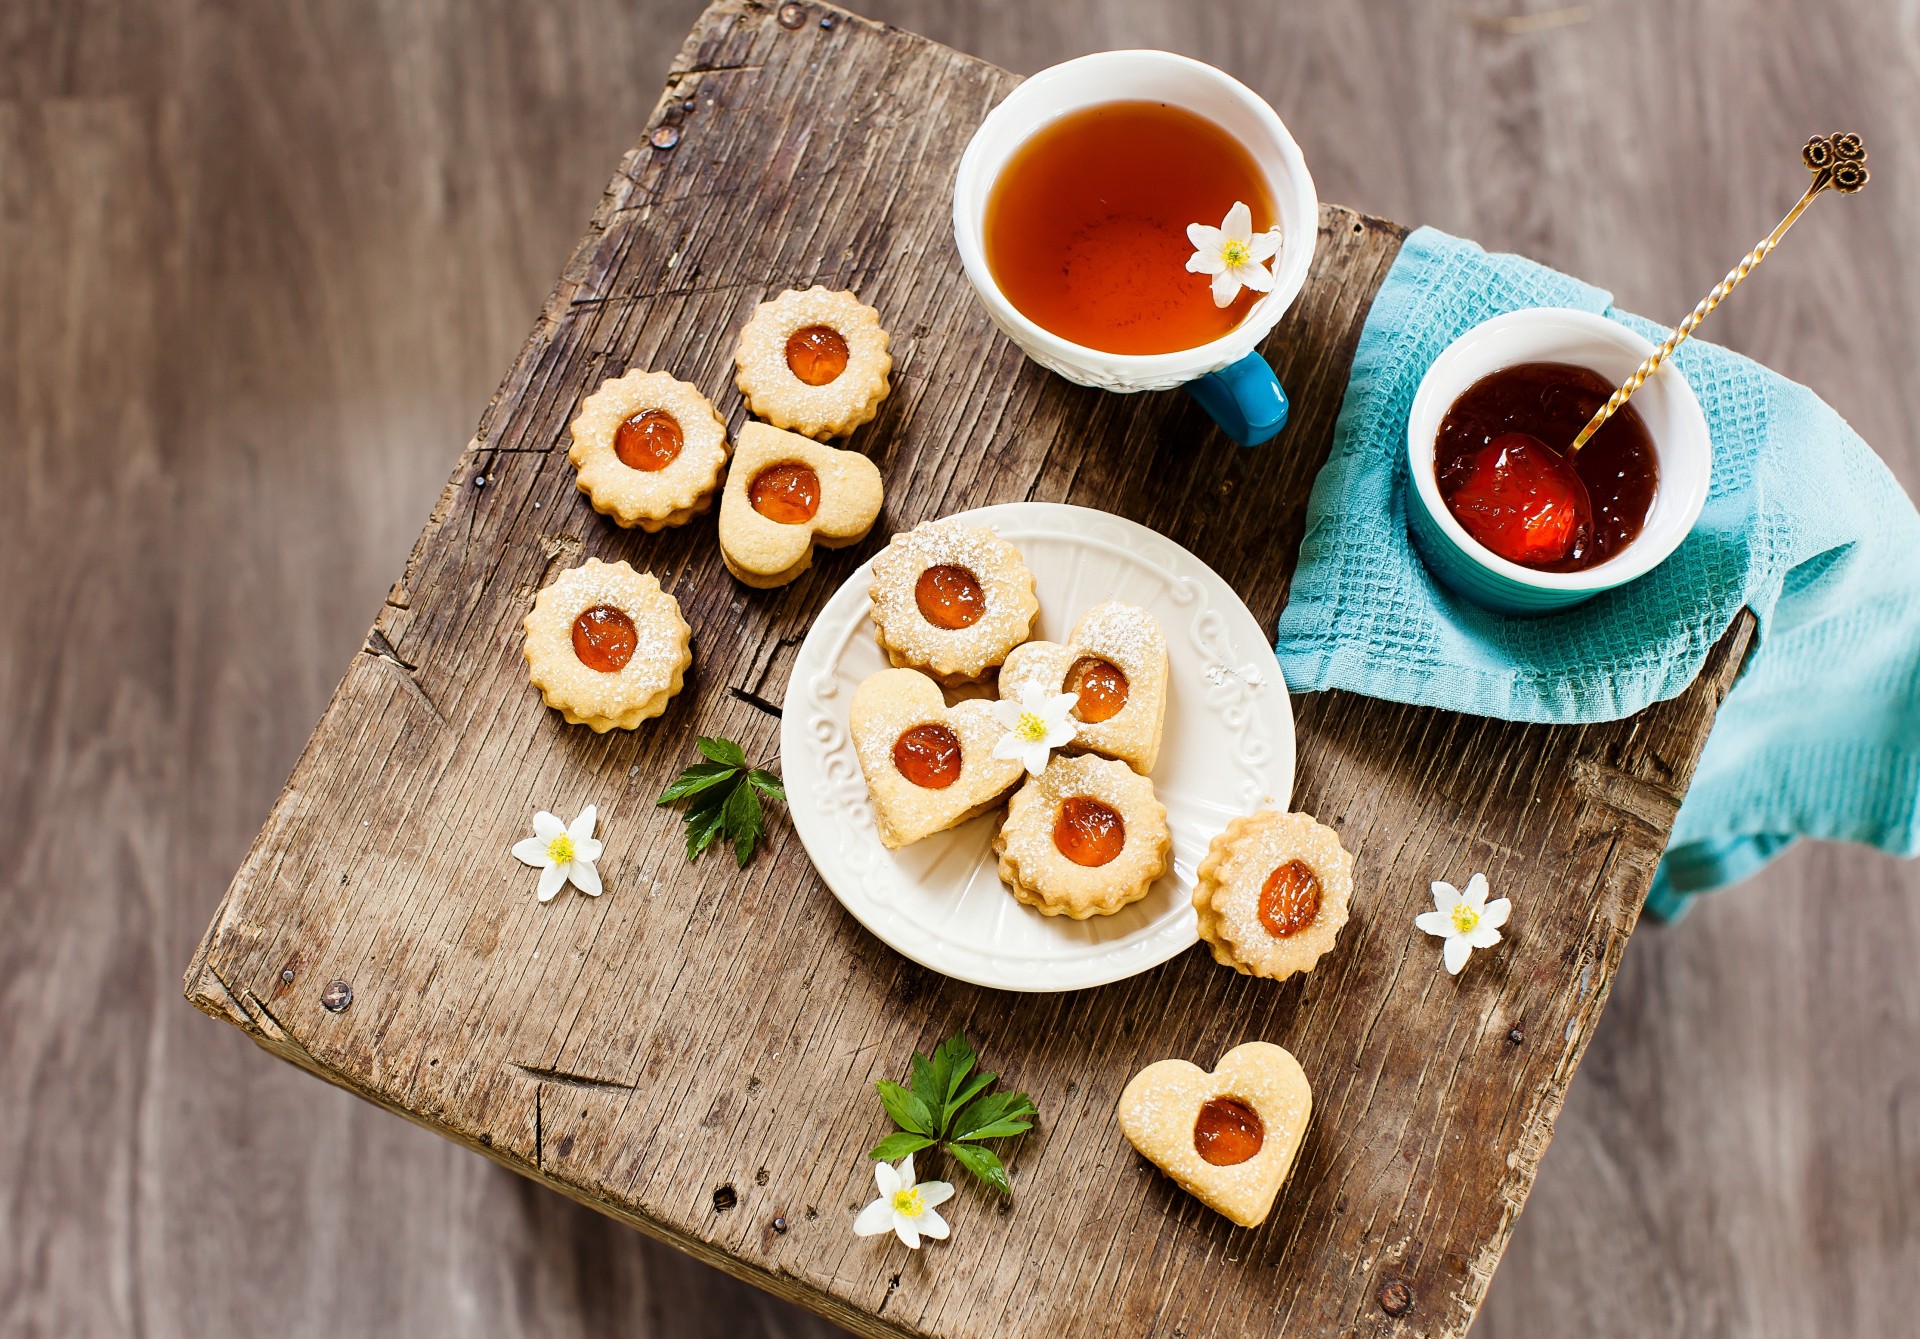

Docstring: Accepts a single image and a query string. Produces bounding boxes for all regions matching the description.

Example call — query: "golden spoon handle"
[1566,184,1819,456]
[1566,133,1869,458]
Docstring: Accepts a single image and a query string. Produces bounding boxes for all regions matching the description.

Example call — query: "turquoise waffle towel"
[1272,227,1920,919]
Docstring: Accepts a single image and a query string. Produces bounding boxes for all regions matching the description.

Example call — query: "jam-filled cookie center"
[749,461,822,524]
[613,408,684,472]
[914,565,986,630]
[1193,1096,1265,1166]
[1054,796,1125,867]
[570,604,638,673]
[785,325,850,386]
[1067,656,1129,723]
[892,722,963,790]
[1259,859,1322,939]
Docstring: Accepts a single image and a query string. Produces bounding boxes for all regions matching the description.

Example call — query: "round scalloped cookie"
[734,287,892,439]
[868,520,1038,687]
[523,558,692,732]
[992,753,1170,919]
[568,370,729,531]
[1193,810,1353,979]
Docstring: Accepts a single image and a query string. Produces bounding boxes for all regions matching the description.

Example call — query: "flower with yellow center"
[1185,200,1284,308]
[991,682,1080,777]
[511,805,605,902]
[1415,872,1510,975]
[854,1154,953,1250]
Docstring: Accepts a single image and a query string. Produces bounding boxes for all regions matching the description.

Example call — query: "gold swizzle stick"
[1565,132,1871,458]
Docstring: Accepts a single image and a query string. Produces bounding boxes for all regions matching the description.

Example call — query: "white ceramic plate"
[781,502,1294,992]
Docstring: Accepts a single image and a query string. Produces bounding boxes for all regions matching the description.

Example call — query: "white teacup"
[951,51,1319,446]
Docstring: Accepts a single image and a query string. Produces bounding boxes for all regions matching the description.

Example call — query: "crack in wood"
[512,1061,640,1093]
[728,685,784,718]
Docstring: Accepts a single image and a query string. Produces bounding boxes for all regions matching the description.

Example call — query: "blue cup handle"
[1186,352,1289,446]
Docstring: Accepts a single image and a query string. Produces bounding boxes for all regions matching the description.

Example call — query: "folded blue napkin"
[1273,227,1920,919]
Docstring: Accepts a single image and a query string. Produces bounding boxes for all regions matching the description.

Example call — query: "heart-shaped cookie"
[717,421,884,588]
[851,668,1024,848]
[998,602,1168,774]
[1116,1041,1312,1228]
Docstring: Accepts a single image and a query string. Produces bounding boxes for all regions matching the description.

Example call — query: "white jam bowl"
[951,50,1319,396]
[1405,308,1713,614]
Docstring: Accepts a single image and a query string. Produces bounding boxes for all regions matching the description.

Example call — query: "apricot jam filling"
[785,324,850,386]
[1053,796,1125,867]
[1258,859,1322,939]
[892,722,963,789]
[570,605,638,673]
[914,565,986,630]
[748,461,822,524]
[613,408,684,472]
[1193,1096,1264,1166]
[1067,656,1129,723]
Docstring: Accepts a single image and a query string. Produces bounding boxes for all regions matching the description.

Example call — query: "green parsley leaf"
[696,735,748,769]
[657,736,784,866]
[875,1080,935,1136]
[868,1031,1036,1201]
[951,1089,1037,1142]
[931,1033,977,1112]
[909,1049,945,1123]
[656,761,741,804]
[868,1131,936,1162]
[726,781,762,867]
[943,1141,1011,1197]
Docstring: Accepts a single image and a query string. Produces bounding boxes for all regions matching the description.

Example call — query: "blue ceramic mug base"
[1187,352,1289,446]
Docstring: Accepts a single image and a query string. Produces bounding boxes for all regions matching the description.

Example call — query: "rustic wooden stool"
[187,3,1749,1335]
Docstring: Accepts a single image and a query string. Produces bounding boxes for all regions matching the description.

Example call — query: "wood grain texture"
[170,4,1749,1337]
[5,2,1916,1338]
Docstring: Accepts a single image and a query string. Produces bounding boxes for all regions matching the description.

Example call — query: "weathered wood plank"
[182,3,1752,1336]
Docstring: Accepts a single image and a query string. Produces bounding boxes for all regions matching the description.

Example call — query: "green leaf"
[944,1069,995,1120]
[683,787,733,860]
[875,1080,935,1136]
[657,760,742,804]
[944,1141,1011,1197]
[747,769,786,800]
[727,781,763,867]
[696,735,748,769]
[868,1131,936,1162]
[909,1050,945,1127]
[950,1090,1037,1142]
[931,1033,977,1111]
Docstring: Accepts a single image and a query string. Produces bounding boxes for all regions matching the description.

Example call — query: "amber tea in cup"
[983,100,1276,356]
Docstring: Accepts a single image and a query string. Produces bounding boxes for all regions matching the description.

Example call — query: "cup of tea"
[952,52,1319,446]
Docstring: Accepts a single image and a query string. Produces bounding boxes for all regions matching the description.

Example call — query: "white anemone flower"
[1415,872,1510,975]
[1185,201,1283,308]
[511,806,605,902]
[852,1154,954,1250]
[991,682,1080,776]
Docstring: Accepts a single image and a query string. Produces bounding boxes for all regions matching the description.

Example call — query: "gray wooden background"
[2,2,1914,1336]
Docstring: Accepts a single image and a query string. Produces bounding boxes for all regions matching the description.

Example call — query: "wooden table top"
[185,2,1750,1335]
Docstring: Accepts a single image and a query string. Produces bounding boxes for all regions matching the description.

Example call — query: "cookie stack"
[850,517,1176,920]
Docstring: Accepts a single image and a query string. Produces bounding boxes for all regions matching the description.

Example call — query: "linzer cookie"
[998,602,1169,774]
[1194,810,1354,980]
[868,520,1038,687]
[523,558,692,732]
[1117,1041,1313,1229]
[716,422,884,588]
[992,753,1170,919]
[734,287,892,439]
[567,370,729,531]
[851,669,1025,848]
